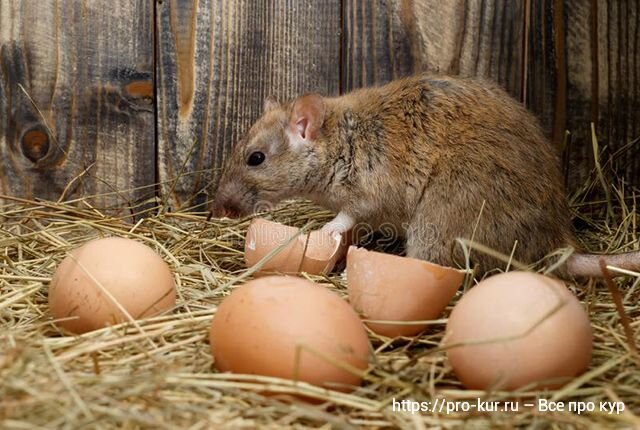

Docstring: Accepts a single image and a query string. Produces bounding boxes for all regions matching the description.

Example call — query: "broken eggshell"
[244,218,346,276]
[346,246,464,337]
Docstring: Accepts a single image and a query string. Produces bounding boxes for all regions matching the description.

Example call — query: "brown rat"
[213,74,640,278]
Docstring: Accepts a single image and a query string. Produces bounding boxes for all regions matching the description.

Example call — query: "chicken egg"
[445,271,593,390]
[209,276,370,392]
[48,237,176,334]
[244,218,346,276]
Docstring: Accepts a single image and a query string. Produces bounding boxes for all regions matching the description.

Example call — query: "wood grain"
[0,0,155,213]
[595,1,640,185]
[1,0,635,206]
[526,0,559,143]
[341,0,414,92]
[399,0,525,99]
[528,0,640,189]
[156,0,341,209]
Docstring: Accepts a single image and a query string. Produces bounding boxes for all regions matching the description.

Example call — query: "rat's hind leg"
[405,212,456,268]
[404,189,482,271]
[404,184,561,275]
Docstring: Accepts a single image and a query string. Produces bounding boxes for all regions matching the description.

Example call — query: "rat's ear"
[288,93,325,144]
[263,95,279,113]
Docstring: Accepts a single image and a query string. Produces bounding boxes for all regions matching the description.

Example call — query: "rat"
[212,74,640,278]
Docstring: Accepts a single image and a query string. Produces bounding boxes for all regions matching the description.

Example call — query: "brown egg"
[209,276,370,392]
[49,237,176,334]
[244,218,346,276]
[445,272,593,390]
[346,246,464,337]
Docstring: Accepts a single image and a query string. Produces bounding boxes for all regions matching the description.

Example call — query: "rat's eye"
[247,151,266,166]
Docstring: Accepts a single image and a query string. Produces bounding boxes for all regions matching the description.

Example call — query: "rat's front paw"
[322,212,355,241]
[321,223,344,241]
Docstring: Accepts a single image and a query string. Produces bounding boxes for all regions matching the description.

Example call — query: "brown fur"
[213,74,640,277]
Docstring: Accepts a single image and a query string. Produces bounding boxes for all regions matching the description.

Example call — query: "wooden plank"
[525,0,576,190]
[563,0,593,188]
[0,1,155,213]
[398,0,526,100]
[156,0,341,209]
[526,0,561,143]
[595,0,640,186]
[528,0,640,190]
[341,0,414,92]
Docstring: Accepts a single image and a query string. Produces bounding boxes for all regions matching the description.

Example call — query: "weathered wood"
[527,0,640,189]
[341,0,414,92]
[398,0,526,100]
[156,0,341,209]
[0,1,155,213]
[1,0,635,207]
[594,1,640,186]
[526,0,560,143]
[525,0,576,190]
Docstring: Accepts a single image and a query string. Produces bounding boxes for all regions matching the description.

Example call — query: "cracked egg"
[244,218,347,276]
[346,246,464,337]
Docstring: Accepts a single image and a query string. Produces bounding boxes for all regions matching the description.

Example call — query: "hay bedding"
[0,158,639,429]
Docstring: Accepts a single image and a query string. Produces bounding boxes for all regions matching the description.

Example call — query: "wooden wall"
[155,0,341,210]
[1,0,638,211]
[0,1,156,214]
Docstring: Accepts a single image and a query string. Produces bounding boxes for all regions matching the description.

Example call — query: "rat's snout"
[212,177,251,219]
[212,194,244,219]
[213,170,278,218]
[219,201,243,218]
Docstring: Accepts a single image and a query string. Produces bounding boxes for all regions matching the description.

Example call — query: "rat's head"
[212,93,326,218]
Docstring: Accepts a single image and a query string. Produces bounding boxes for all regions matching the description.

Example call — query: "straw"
[1,137,639,428]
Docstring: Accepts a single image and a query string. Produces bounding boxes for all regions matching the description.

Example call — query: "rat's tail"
[567,251,640,277]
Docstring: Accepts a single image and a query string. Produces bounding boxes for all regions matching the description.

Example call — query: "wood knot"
[124,80,154,100]
[21,126,50,163]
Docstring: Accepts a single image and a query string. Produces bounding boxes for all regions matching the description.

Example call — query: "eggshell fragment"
[244,218,346,276]
[209,276,370,392]
[445,271,593,390]
[48,237,176,334]
[346,246,464,337]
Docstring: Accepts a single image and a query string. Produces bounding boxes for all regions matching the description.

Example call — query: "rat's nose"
[221,206,241,218]
[213,198,242,219]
